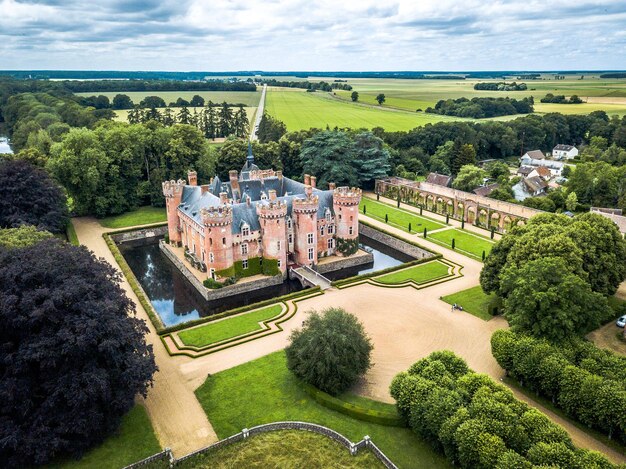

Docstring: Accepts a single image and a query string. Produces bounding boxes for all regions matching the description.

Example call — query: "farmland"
[76,90,262,107]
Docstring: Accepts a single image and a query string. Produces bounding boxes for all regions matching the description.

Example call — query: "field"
[376,260,450,285]
[181,430,383,468]
[359,198,445,232]
[195,351,451,469]
[441,285,496,321]
[77,90,262,107]
[178,304,283,348]
[113,106,257,125]
[427,228,494,260]
[98,206,166,228]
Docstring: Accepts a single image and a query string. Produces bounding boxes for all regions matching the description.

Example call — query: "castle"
[162,147,362,281]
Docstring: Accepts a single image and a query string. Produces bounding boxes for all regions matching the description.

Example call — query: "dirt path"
[71,218,217,457]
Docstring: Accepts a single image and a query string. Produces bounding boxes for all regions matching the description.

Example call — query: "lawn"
[441,285,496,321]
[195,351,451,469]
[427,228,494,260]
[178,304,284,348]
[51,405,161,469]
[376,260,450,285]
[359,198,445,232]
[178,430,383,468]
[77,90,262,107]
[264,88,456,132]
[99,206,167,228]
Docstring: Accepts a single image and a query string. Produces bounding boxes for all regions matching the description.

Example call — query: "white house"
[519,150,564,177]
[552,144,578,160]
[512,176,548,201]
[528,166,552,181]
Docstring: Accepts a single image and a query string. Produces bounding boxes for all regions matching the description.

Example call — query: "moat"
[119,235,413,326]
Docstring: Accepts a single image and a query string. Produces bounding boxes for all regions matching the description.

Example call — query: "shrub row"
[390,350,616,468]
[302,383,405,427]
[491,330,626,442]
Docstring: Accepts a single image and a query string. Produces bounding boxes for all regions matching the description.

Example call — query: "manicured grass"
[179,430,383,468]
[99,206,167,228]
[66,220,79,246]
[265,88,456,132]
[195,351,451,469]
[376,260,450,285]
[52,405,161,469]
[178,304,284,348]
[359,198,445,232]
[338,393,399,415]
[427,228,494,260]
[441,285,496,321]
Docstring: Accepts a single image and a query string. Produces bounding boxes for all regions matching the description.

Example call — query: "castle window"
[308,247,314,261]
[320,226,325,236]
[277,259,282,268]
[277,240,281,250]
[241,243,248,255]
[328,238,334,249]
[202,250,205,261]
[325,210,332,222]
[209,252,214,263]
[241,225,250,237]
[242,259,248,269]
[288,234,293,244]
[349,226,353,235]
[287,217,292,229]
[209,238,213,246]
[328,225,334,235]
[307,233,314,245]
[222,237,226,247]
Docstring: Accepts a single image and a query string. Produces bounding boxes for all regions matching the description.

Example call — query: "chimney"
[329,182,336,190]
[304,174,311,186]
[276,170,283,180]
[305,185,312,198]
[229,170,238,182]
[201,184,210,194]
[246,195,251,206]
[269,189,277,201]
[219,192,228,204]
[310,176,316,189]
[188,170,197,186]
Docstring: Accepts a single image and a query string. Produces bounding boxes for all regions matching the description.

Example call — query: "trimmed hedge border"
[66,220,79,246]
[302,384,405,427]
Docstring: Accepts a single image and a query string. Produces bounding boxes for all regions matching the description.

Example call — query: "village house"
[528,166,552,181]
[162,147,361,281]
[512,176,548,201]
[552,144,578,160]
[519,150,564,177]
[425,172,452,187]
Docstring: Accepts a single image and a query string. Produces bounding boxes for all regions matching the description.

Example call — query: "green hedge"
[234,257,262,277]
[303,384,405,427]
[336,237,359,256]
[262,258,281,276]
[492,330,626,442]
[66,221,79,246]
[203,278,223,289]
[215,265,236,278]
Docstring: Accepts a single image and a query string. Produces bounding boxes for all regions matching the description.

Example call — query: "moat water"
[119,235,413,327]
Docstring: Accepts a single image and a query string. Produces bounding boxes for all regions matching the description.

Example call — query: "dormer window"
[325,209,332,222]
[241,223,250,237]
[260,191,268,200]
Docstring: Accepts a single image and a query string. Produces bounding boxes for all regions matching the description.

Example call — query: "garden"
[359,198,445,232]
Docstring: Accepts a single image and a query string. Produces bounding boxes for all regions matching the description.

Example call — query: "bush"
[203,278,223,289]
[336,237,359,256]
[262,258,281,276]
[286,307,373,395]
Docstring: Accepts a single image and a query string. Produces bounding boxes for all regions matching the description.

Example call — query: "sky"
[1,0,625,71]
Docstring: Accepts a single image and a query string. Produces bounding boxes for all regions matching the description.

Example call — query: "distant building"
[528,166,552,181]
[520,150,545,165]
[473,183,500,197]
[517,166,534,177]
[590,207,626,234]
[425,172,452,187]
[519,150,564,177]
[552,144,578,160]
[512,176,548,201]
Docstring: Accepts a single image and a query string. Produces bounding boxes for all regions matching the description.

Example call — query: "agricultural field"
[76,90,262,107]
[113,106,257,124]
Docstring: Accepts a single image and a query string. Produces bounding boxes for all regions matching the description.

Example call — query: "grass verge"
[99,206,167,229]
[195,351,451,469]
[441,285,495,321]
[376,260,450,285]
[66,220,79,246]
[178,304,283,348]
[359,198,445,232]
[427,228,494,260]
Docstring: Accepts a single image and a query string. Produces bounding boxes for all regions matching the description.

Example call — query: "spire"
[247,142,254,164]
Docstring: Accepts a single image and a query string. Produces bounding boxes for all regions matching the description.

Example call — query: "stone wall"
[359,223,435,260]
[110,225,168,243]
[317,251,374,274]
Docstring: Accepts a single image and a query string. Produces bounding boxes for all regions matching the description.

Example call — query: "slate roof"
[473,183,500,197]
[523,176,548,193]
[517,166,533,176]
[553,144,575,152]
[426,172,452,187]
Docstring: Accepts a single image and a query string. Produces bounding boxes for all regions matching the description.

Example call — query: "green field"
[359,198,445,232]
[265,88,458,131]
[182,430,383,468]
[195,351,451,469]
[376,260,450,285]
[178,304,283,348]
[99,206,166,228]
[77,90,262,107]
[52,405,160,469]
[441,285,496,321]
[427,228,494,260]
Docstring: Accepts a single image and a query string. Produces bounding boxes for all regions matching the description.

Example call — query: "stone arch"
[490,212,500,229]
[436,197,444,213]
[419,193,426,206]
[503,216,512,232]
[478,209,488,226]
[467,207,476,224]
[456,202,464,219]
[447,200,454,215]
[427,195,435,211]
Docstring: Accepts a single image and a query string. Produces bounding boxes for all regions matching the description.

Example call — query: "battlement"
[256,200,288,219]
[248,168,280,181]
[292,190,319,213]
[162,179,186,198]
[200,205,233,226]
[333,186,362,205]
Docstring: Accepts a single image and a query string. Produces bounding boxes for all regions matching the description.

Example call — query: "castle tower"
[292,185,319,266]
[256,189,288,274]
[333,186,362,256]
[201,204,234,278]
[162,179,186,244]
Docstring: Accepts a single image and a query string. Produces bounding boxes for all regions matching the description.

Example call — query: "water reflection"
[119,235,411,327]
[0,137,12,154]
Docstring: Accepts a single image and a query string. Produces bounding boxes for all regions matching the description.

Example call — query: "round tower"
[333,186,362,256]
[201,204,234,278]
[292,185,319,267]
[162,179,186,244]
[256,190,288,274]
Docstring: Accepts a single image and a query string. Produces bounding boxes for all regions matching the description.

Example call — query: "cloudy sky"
[1,0,625,71]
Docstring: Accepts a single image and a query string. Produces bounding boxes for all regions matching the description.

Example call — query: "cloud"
[0,0,624,70]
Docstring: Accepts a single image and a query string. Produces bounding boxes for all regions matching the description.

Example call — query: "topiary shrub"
[203,278,223,289]
[336,237,359,256]
[286,307,373,395]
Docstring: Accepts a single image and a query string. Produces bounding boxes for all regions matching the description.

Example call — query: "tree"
[215,137,247,179]
[500,257,608,341]
[189,94,205,107]
[451,142,476,175]
[452,165,486,192]
[285,307,372,395]
[112,94,134,110]
[0,160,69,233]
[487,161,511,180]
[351,91,359,102]
[0,225,53,249]
[376,93,386,105]
[139,96,166,108]
[565,191,578,211]
[352,131,391,189]
[300,131,358,188]
[257,113,287,143]
[0,239,156,467]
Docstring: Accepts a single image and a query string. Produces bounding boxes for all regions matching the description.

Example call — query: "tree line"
[78,93,250,110]
[426,97,534,118]
[58,79,256,93]
[540,93,584,104]
[258,79,352,91]
[473,82,527,91]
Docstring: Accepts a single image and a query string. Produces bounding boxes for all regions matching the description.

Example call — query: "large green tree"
[452,165,486,192]
[300,131,359,188]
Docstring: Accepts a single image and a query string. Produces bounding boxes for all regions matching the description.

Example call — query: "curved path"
[72,215,626,464]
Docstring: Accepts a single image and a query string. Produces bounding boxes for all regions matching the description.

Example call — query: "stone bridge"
[375,177,543,233]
